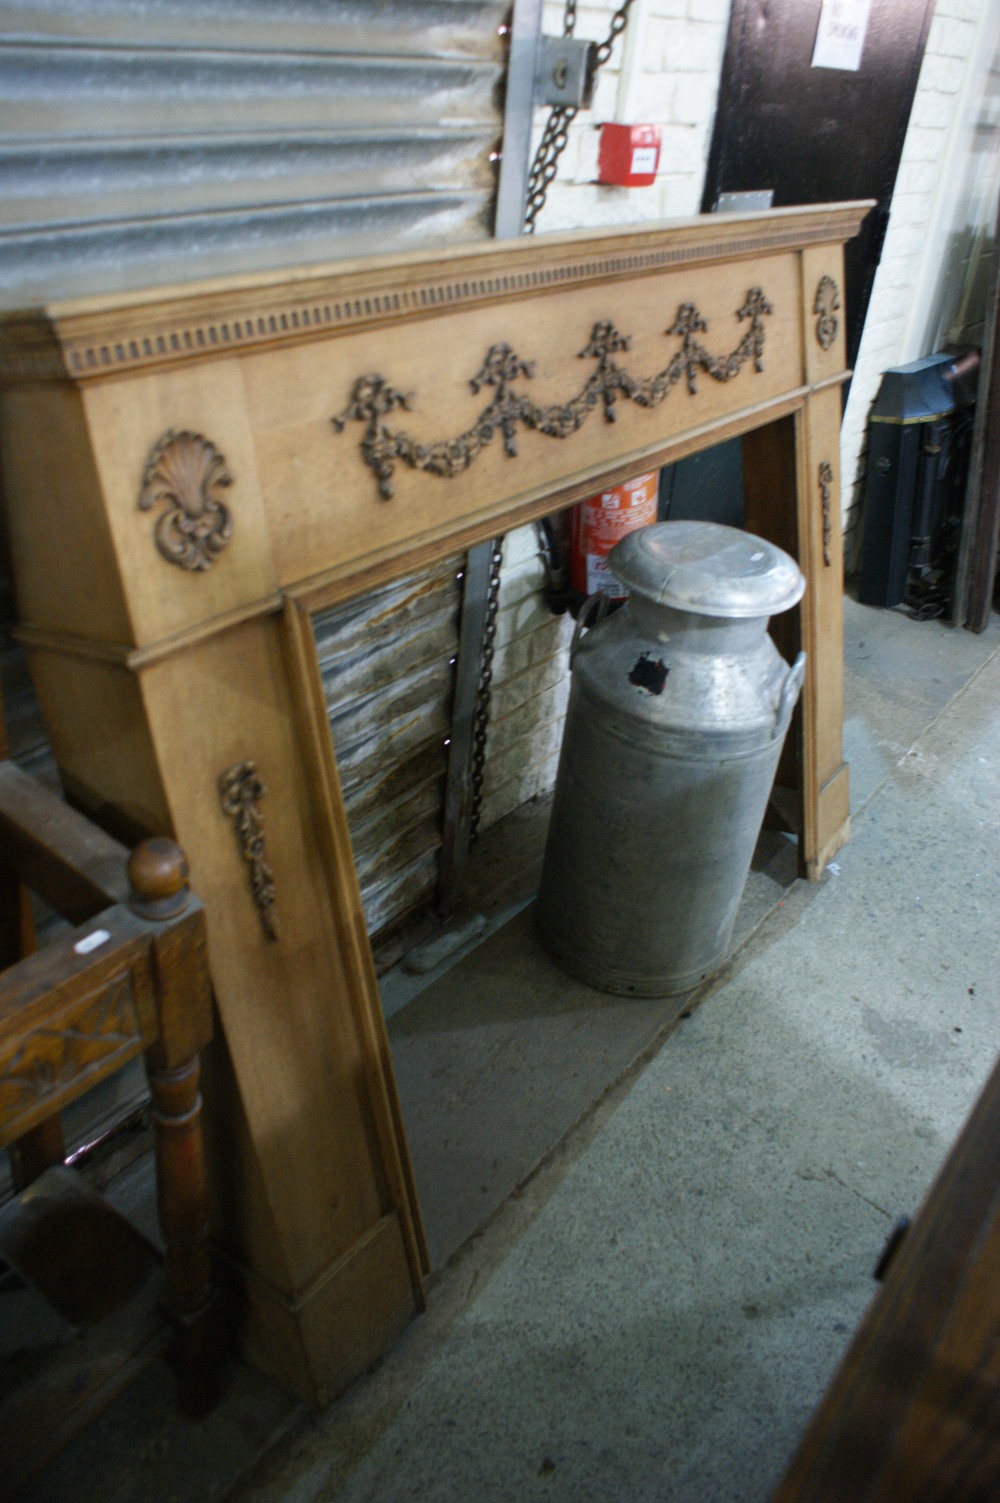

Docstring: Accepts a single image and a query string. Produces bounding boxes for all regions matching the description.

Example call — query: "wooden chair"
[0,740,221,1493]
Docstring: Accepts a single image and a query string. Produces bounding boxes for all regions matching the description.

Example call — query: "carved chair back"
[0,691,221,1487]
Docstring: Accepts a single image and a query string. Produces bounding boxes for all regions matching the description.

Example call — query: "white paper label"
[586,554,627,598]
[811,0,870,72]
[630,146,658,176]
[75,928,111,955]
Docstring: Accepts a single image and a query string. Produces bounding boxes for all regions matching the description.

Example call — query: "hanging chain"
[592,0,635,69]
[466,0,636,842]
[524,105,578,232]
[523,0,637,233]
[468,539,505,844]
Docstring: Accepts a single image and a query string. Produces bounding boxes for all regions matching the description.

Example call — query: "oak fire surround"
[0,203,869,1403]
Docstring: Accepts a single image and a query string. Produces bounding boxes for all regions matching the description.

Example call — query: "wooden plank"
[0,920,156,1147]
[288,385,816,620]
[742,414,804,828]
[742,394,849,878]
[134,618,409,1311]
[282,597,429,1287]
[796,387,850,876]
[79,360,279,651]
[0,761,129,918]
[772,1052,1000,1501]
[954,227,1000,633]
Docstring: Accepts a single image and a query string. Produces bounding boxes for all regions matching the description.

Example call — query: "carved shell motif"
[138,429,234,571]
[813,276,841,353]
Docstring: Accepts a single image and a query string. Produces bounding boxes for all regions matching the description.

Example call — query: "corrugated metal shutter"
[0,0,509,825]
[313,559,464,944]
[0,0,508,306]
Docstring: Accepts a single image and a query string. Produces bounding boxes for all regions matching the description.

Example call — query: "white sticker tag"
[74,928,111,955]
[812,0,871,72]
[630,146,658,175]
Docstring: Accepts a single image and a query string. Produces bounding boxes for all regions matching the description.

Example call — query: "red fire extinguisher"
[569,471,659,600]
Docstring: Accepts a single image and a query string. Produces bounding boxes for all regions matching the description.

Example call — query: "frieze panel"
[332,290,773,502]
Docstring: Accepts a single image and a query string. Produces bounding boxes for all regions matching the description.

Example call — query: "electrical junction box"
[597,123,661,187]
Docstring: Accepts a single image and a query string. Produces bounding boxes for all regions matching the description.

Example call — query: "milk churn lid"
[609,520,805,619]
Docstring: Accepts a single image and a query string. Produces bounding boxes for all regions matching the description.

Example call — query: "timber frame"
[0,202,869,1403]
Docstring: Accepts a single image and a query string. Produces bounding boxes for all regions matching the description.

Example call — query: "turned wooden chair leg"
[129,838,224,1416]
[148,1054,211,1314]
[147,1048,222,1415]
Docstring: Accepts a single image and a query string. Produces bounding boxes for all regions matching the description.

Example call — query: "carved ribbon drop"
[219,761,279,941]
[332,290,774,502]
[139,429,234,571]
[819,460,834,566]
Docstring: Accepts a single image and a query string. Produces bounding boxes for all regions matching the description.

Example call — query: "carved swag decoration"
[139,429,234,570]
[813,276,841,352]
[333,289,773,501]
[219,761,280,941]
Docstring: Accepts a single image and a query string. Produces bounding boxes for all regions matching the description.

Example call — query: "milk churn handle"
[774,652,807,740]
[570,591,612,668]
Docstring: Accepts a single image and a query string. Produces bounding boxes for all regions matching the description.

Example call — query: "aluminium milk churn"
[535,520,806,996]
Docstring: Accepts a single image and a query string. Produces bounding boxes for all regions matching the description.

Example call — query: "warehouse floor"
[15,595,1000,1503]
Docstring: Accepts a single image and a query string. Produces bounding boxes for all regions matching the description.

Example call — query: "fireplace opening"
[311,440,802,1272]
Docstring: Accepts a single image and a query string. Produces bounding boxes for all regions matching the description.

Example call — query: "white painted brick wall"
[917,52,968,95]
[841,0,1000,549]
[531,0,730,231]
[481,524,574,831]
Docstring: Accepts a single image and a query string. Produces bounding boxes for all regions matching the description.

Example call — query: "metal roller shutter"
[0,0,508,305]
[312,558,465,945]
[0,3,511,912]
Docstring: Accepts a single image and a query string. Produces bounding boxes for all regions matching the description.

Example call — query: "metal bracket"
[534,35,597,108]
[713,190,775,214]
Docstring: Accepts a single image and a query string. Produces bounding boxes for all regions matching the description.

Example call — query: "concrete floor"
[15,595,1000,1503]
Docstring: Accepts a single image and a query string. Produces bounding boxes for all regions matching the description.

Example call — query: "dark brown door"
[702,0,935,368]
